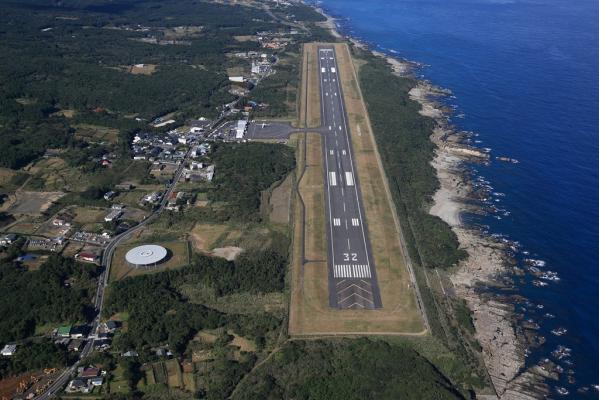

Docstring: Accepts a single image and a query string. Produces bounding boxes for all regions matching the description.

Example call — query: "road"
[317,46,382,309]
[36,149,191,399]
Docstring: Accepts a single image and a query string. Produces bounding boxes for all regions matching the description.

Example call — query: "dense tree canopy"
[359,57,466,268]
[0,255,98,343]
[208,142,296,222]
[234,339,465,400]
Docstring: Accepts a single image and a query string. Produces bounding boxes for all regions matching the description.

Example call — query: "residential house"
[1,344,17,356]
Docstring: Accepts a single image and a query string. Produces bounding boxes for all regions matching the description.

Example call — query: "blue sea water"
[311,0,599,396]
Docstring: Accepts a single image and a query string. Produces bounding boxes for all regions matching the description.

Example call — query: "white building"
[229,76,245,83]
[104,210,122,222]
[1,344,17,356]
[235,120,247,139]
[0,234,17,246]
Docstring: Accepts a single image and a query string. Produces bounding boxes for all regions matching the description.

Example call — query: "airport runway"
[317,46,382,309]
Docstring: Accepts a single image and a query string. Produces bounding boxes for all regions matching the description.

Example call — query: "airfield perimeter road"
[317,46,382,309]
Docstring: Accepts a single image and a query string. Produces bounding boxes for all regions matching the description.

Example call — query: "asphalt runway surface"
[245,48,383,309]
[317,46,382,309]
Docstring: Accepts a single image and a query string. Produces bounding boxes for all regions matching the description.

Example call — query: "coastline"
[310,4,549,399]
[410,74,550,400]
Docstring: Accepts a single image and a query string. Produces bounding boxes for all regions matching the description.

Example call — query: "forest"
[0,0,276,169]
[0,342,70,380]
[206,142,296,222]
[0,255,98,343]
[233,339,465,400]
[358,56,466,269]
[103,248,287,353]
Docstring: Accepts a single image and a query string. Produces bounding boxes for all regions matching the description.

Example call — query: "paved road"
[36,149,191,400]
[317,46,382,309]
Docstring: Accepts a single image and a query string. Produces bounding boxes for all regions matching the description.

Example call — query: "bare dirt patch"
[211,246,244,261]
[7,191,64,216]
[229,332,256,352]
[233,35,255,42]
[190,223,229,252]
[128,64,158,75]
[50,109,76,118]
[268,173,293,224]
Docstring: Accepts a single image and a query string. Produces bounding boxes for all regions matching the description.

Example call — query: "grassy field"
[72,206,105,225]
[300,43,322,129]
[288,43,425,336]
[25,157,87,192]
[109,240,190,282]
[73,124,120,144]
[263,172,293,225]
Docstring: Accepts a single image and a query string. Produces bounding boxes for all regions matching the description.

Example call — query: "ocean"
[311,0,599,396]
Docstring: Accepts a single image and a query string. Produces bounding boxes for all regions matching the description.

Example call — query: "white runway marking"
[334,264,371,278]
[329,172,337,186]
[329,150,334,155]
[352,218,360,226]
[345,172,354,186]
[342,150,346,155]
[333,218,341,226]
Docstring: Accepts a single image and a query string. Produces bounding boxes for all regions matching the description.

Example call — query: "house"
[155,348,173,358]
[94,338,111,350]
[0,234,17,246]
[70,326,86,339]
[66,378,89,393]
[1,344,17,356]
[81,367,100,378]
[103,191,117,201]
[104,320,119,332]
[53,218,67,226]
[122,350,139,357]
[68,339,84,352]
[90,377,104,386]
[104,210,122,222]
[228,76,245,83]
[57,325,72,338]
[75,252,99,263]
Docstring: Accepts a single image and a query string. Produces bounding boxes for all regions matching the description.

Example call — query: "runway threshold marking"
[345,172,354,186]
[329,172,337,186]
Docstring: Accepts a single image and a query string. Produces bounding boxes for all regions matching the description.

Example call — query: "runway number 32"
[343,253,358,261]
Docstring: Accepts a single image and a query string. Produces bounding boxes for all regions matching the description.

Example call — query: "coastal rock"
[403,57,549,399]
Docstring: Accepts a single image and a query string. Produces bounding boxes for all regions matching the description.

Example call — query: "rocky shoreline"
[403,65,549,399]
[310,5,549,398]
